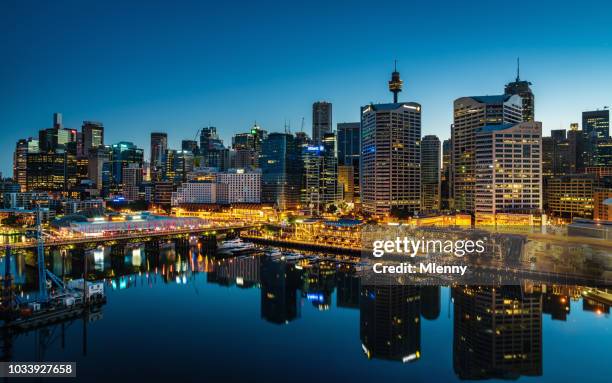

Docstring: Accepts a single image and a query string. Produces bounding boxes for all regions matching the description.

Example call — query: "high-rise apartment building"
[110,142,144,192]
[421,135,441,211]
[452,94,523,213]
[361,68,421,217]
[474,121,542,223]
[122,164,143,202]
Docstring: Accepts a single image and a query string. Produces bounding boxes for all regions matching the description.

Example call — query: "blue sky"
[1,0,611,175]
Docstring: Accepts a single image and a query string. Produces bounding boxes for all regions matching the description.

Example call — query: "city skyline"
[2,1,612,175]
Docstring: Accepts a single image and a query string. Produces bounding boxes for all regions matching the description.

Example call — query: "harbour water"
[1,238,610,382]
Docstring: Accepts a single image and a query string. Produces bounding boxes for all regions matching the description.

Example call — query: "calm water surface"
[2,241,611,383]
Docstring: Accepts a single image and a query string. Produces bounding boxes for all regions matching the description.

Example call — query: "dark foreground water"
[1,241,611,382]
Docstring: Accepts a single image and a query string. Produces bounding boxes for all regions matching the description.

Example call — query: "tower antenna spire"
[388,60,403,103]
[516,57,520,81]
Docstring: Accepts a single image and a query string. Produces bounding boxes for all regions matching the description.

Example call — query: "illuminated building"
[337,165,354,202]
[122,164,143,202]
[474,122,542,225]
[260,132,301,210]
[153,181,174,207]
[452,95,523,213]
[13,137,38,192]
[165,149,194,184]
[215,168,261,203]
[360,285,421,362]
[312,101,332,145]
[361,67,421,217]
[38,113,78,154]
[61,198,105,215]
[110,142,144,192]
[172,169,260,205]
[26,152,78,193]
[421,135,441,211]
[301,135,339,211]
[81,121,104,156]
[441,138,452,209]
[545,174,596,219]
[88,145,111,193]
[452,286,542,380]
[150,132,168,182]
[504,59,535,122]
[594,189,612,221]
[181,139,198,155]
[337,122,360,201]
[199,126,227,169]
[582,109,609,140]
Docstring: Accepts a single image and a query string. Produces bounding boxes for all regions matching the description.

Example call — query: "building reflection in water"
[360,285,421,363]
[260,257,301,324]
[452,285,542,380]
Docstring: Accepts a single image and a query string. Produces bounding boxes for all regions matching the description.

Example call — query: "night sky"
[2,0,611,175]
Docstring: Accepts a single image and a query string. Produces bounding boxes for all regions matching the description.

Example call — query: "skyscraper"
[474,121,542,224]
[81,121,104,156]
[361,68,421,217]
[312,101,332,145]
[38,113,78,154]
[150,132,168,182]
[199,126,226,168]
[582,109,609,139]
[337,122,360,201]
[260,133,301,210]
[13,138,38,192]
[452,95,523,213]
[504,59,535,122]
[181,139,199,155]
[110,142,144,192]
[441,138,452,210]
[421,135,441,211]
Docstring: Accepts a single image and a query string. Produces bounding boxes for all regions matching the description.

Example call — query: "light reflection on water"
[0,238,610,382]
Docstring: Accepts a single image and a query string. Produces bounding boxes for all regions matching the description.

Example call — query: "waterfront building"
[545,174,596,219]
[337,122,360,202]
[421,135,441,211]
[452,94,523,213]
[361,68,421,217]
[81,121,104,156]
[215,168,261,204]
[474,121,542,225]
[259,132,301,210]
[171,181,222,205]
[153,181,174,207]
[3,191,51,210]
[150,132,168,182]
[312,101,332,145]
[62,198,105,215]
